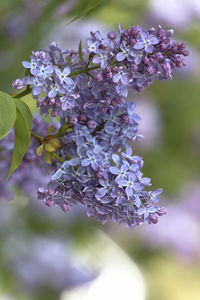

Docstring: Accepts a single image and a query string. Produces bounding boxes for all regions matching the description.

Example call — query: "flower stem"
[49,152,65,163]
[13,87,31,99]
[31,132,43,143]
[69,65,100,77]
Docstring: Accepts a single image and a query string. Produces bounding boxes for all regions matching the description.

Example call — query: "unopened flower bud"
[48,189,56,196]
[157,206,168,216]
[51,110,58,117]
[37,187,46,200]
[149,213,158,224]
[96,170,103,178]
[121,113,130,124]
[95,72,103,81]
[69,117,78,125]
[165,29,174,37]
[12,79,24,90]
[46,198,54,207]
[49,98,56,105]
[78,113,86,122]
[87,119,97,130]
[107,31,117,40]
[61,202,71,212]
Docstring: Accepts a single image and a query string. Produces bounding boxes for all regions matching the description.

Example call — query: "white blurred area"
[44,20,110,50]
[134,96,162,150]
[61,231,146,300]
[149,0,200,28]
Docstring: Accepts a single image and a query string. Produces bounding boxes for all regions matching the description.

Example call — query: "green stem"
[31,132,43,143]
[49,152,65,164]
[69,65,100,77]
[13,87,31,99]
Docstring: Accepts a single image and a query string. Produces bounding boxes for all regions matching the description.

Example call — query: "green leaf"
[20,94,37,113]
[5,101,32,182]
[0,91,16,141]
[69,0,105,22]
[15,99,32,133]
[78,41,86,63]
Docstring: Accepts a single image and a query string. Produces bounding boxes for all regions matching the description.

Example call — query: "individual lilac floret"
[93,52,108,69]
[134,29,160,53]
[55,67,74,85]
[116,42,131,61]
[87,39,100,53]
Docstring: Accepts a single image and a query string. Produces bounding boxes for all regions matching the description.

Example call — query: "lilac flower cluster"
[12,25,189,228]
[37,101,167,227]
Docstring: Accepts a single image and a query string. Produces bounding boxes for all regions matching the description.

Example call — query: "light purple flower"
[138,205,157,220]
[117,173,138,197]
[109,162,130,181]
[55,67,74,85]
[149,189,163,203]
[37,64,54,79]
[87,39,100,53]
[116,43,130,61]
[129,49,144,64]
[92,53,108,69]
[134,29,160,53]
[113,67,130,86]
[22,59,39,76]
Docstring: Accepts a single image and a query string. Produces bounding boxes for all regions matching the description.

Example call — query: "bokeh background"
[0,0,200,299]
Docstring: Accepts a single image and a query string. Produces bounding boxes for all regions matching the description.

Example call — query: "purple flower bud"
[131,25,140,37]
[95,72,103,81]
[124,29,129,37]
[149,57,156,64]
[112,66,118,73]
[37,97,46,107]
[37,187,46,200]
[96,170,103,178]
[87,119,97,130]
[121,113,130,124]
[116,96,125,105]
[170,43,178,53]
[51,110,58,117]
[45,198,55,207]
[78,113,87,122]
[55,101,61,108]
[157,206,168,216]
[159,43,167,51]
[165,29,174,37]
[157,25,165,38]
[69,117,78,125]
[107,31,117,40]
[143,56,150,65]
[146,65,155,75]
[149,213,158,224]
[48,189,56,196]
[12,79,24,90]
[130,39,136,46]
[155,52,163,60]
[49,98,56,105]
[61,202,71,212]
[181,49,190,56]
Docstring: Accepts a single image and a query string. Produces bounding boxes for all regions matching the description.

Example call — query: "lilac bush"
[9,24,189,228]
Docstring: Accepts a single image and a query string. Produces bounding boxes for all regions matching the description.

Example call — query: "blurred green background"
[0,1,200,300]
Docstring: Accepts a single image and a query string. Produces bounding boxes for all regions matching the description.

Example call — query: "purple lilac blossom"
[10,24,189,228]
